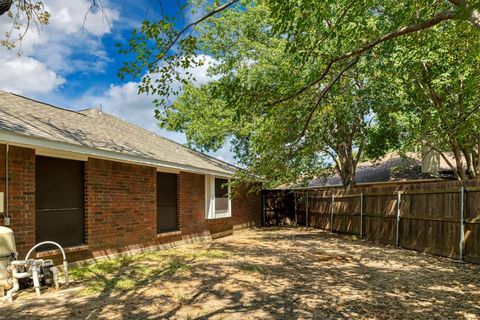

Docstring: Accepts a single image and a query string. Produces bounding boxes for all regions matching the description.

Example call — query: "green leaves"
[119,0,480,186]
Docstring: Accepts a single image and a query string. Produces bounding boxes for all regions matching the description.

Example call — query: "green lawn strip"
[70,247,231,296]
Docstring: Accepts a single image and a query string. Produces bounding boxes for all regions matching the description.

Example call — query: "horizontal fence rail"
[262,179,480,264]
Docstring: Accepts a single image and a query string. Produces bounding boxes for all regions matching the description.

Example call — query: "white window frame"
[205,175,232,219]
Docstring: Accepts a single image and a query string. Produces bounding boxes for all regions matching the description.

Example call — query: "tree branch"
[448,0,480,28]
[273,10,457,106]
[295,57,360,143]
[154,0,239,62]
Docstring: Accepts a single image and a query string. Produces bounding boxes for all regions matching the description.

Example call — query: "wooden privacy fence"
[262,179,480,263]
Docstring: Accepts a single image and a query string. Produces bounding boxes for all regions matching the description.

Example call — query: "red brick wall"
[85,158,157,249]
[0,145,36,257]
[178,172,207,235]
[0,144,261,262]
[177,172,261,236]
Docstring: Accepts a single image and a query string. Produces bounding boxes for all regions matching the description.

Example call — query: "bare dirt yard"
[1,227,479,319]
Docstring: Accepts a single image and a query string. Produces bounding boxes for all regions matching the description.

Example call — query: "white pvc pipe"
[25,241,69,286]
[31,261,40,296]
[63,260,69,286]
[51,266,59,291]
[25,241,66,261]
[6,264,19,303]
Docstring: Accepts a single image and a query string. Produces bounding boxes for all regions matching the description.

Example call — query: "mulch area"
[1,227,479,319]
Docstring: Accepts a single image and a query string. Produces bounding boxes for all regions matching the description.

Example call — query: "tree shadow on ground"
[1,228,479,319]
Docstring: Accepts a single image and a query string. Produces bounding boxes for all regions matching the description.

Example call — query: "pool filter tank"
[0,229,68,301]
[0,226,16,294]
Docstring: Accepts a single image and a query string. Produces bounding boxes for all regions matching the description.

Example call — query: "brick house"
[0,91,261,262]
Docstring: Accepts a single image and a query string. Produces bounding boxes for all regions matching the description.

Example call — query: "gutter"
[0,130,234,178]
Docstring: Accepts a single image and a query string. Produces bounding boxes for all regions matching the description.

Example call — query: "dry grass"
[1,227,479,319]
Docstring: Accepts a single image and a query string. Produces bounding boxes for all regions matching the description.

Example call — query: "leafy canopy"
[119,0,480,187]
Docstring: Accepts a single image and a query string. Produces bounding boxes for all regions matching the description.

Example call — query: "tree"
[0,0,108,49]
[159,3,328,187]
[391,22,480,179]
[118,0,480,187]
[120,0,480,112]
[142,3,401,188]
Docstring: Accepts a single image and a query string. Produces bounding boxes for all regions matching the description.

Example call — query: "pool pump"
[0,227,69,303]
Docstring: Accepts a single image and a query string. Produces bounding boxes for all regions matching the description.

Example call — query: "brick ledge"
[157,230,181,238]
[34,245,89,258]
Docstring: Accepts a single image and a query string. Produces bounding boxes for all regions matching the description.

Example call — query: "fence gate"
[262,190,297,226]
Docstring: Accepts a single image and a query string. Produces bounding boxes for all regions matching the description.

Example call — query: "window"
[35,156,85,249]
[205,175,231,219]
[156,172,178,233]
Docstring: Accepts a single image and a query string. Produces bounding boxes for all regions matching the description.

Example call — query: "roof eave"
[0,129,234,178]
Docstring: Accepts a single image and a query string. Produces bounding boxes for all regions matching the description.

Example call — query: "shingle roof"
[0,90,236,175]
[308,152,456,187]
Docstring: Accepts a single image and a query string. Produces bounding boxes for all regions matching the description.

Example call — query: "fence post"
[459,186,465,262]
[360,193,364,239]
[294,192,298,225]
[306,193,309,227]
[396,191,401,247]
[330,194,335,232]
[261,192,266,227]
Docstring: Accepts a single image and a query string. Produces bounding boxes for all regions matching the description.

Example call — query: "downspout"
[4,144,8,225]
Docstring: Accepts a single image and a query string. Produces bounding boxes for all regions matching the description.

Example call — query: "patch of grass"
[195,249,230,260]
[147,248,230,261]
[174,292,188,305]
[76,283,106,297]
[165,259,194,276]
[114,278,136,291]
[240,264,265,274]
[74,277,137,296]
[70,246,229,296]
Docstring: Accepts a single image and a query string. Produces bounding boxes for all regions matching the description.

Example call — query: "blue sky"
[0,0,234,163]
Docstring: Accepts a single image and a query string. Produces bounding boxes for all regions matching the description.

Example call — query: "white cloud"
[0,2,236,164]
[77,81,160,132]
[74,55,236,164]
[0,0,120,95]
[0,55,65,95]
[45,0,119,37]
[76,54,217,133]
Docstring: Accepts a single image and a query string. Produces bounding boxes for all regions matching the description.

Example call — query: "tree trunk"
[333,143,357,190]
[476,133,480,177]
[451,138,466,180]
[462,148,475,179]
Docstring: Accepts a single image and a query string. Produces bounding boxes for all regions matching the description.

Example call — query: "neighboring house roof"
[0,91,236,176]
[309,152,456,187]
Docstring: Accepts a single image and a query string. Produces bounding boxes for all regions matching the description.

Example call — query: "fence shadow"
[263,180,480,263]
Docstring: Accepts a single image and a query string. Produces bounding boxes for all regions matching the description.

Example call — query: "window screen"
[157,172,178,233]
[35,156,85,249]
